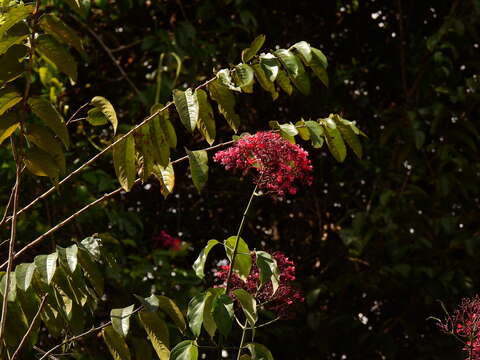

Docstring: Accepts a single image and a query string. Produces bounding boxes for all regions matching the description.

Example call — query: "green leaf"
[259,53,279,82]
[156,295,186,332]
[25,123,66,174]
[23,146,60,178]
[274,49,310,95]
[15,262,36,291]
[322,122,347,162]
[111,304,135,337]
[233,289,257,326]
[216,69,241,92]
[86,107,108,126]
[135,123,155,181]
[207,79,241,132]
[151,104,177,148]
[295,120,310,141]
[77,246,104,297]
[233,63,255,90]
[132,338,153,360]
[170,340,198,360]
[113,134,136,191]
[246,343,274,360]
[28,97,69,148]
[102,325,132,360]
[309,48,329,87]
[56,244,78,273]
[187,292,207,337]
[0,44,27,86]
[0,111,20,145]
[203,288,225,338]
[149,112,170,167]
[240,356,252,360]
[152,163,175,198]
[290,41,313,63]
[0,85,21,116]
[275,69,293,96]
[36,34,77,81]
[0,272,16,301]
[90,96,118,134]
[186,148,208,193]
[241,34,266,62]
[224,236,252,280]
[0,4,34,38]
[138,310,170,360]
[196,89,216,145]
[212,294,234,337]
[34,252,58,285]
[173,88,199,133]
[255,251,280,294]
[279,123,298,137]
[0,33,28,56]
[80,236,102,260]
[335,116,362,159]
[38,14,84,53]
[192,239,220,279]
[252,63,278,100]
[305,120,324,148]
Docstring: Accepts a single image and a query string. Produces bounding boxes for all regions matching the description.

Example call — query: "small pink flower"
[213,132,313,197]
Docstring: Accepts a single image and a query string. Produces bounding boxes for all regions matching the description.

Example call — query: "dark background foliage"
[1,0,479,358]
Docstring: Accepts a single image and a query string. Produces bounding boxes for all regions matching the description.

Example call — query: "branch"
[11,294,48,360]
[66,103,90,126]
[38,306,143,360]
[0,183,15,229]
[0,138,234,269]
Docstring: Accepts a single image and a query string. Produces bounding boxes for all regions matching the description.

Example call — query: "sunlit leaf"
[192,239,220,279]
[0,272,17,302]
[0,44,27,86]
[233,288,257,326]
[138,310,170,360]
[170,340,198,360]
[25,123,66,174]
[28,97,69,148]
[34,252,58,285]
[246,343,274,360]
[112,134,136,191]
[224,236,252,280]
[23,146,60,178]
[0,111,20,145]
[196,89,216,145]
[241,34,266,62]
[322,121,347,162]
[90,96,118,134]
[186,149,208,193]
[274,49,310,95]
[187,292,207,337]
[152,163,175,198]
[102,325,132,360]
[38,14,84,53]
[0,85,21,116]
[252,63,278,100]
[212,294,234,337]
[15,262,36,291]
[256,251,280,294]
[207,79,241,132]
[173,88,199,133]
[111,304,135,337]
[36,34,78,81]
[259,53,279,82]
[56,244,78,273]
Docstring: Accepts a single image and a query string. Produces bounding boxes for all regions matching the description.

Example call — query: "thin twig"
[66,103,89,125]
[39,306,143,360]
[11,294,48,360]
[245,316,281,330]
[0,139,22,341]
[110,39,142,53]
[33,346,60,360]
[0,138,234,269]
[0,185,15,228]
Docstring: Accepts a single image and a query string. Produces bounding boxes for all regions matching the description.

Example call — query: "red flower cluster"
[214,251,304,319]
[152,230,181,251]
[213,132,313,196]
[438,295,480,360]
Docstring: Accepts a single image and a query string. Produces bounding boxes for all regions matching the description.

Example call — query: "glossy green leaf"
[305,120,324,148]
[259,53,279,82]
[0,44,27,86]
[156,295,186,332]
[252,63,278,100]
[309,48,329,86]
[275,69,293,95]
[25,123,65,174]
[256,251,280,294]
[279,123,298,137]
[241,34,266,62]
[173,88,199,132]
[322,122,347,162]
[24,146,60,178]
[111,304,135,337]
[36,35,77,81]
[152,163,175,198]
[212,294,234,337]
[34,252,58,285]
[38,14,83,53]
[203,288,225,338]
[196,89,216,145]
[233,63,255,90]
[113,134,136,191]
[335,116,362,159]
[151,104,177,148]
[295,120,310,141]
[207,79,241,132]
[187,292,207,337]
[224,236,252,280]
[149,113,170,167]
[216,68,241,92]
[0,33,28,56]
[138,310,170,360]
[15,262,36,291]
[0,111,20,145]
[90,96,118,134]
[77,246,104,297]
[135,123,155,181]
[0,85,21,116]
[0,272,17,302]
[81,236,102,260]
[274,49,310,95]
[56,244,78,273]
[246,343,274,360]
[0,4,34,38]
[186,148,208,193]
[28,97,69,148]
[170,340,198,360]
[102,325,132,360]
[233,288,257,326]
[86,107,108,126]
[193,239,220,279]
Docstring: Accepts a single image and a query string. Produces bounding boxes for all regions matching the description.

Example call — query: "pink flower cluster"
[213,132,313,196]
[438,295,480,360]
[214,251,304,319]
[152,230,181,251]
